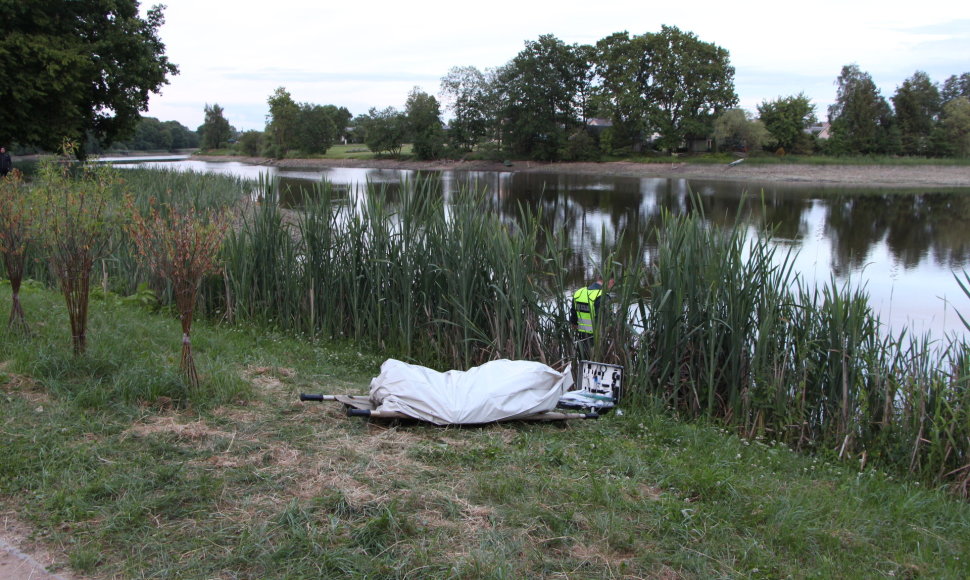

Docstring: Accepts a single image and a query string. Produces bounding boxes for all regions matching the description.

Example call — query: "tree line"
[201,31,970,161]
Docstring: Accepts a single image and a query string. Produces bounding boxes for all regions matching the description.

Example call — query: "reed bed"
[5,167,968,493]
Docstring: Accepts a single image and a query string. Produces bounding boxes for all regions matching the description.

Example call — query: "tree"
[593,32,654,151]
[757,93,817,153]
[499,34,591,160]
[200,104,234,150]
[293,103,336,155]
[127,117,173,151]
[938,97,970,158]
[236,130,265,157]
[439,66,495,151]
[127,198,230,389]
[827,64,897,155]
[593,27,738,154]
[405,87,444,160]
[35,143,124,355]
[941,73,970,104]
[360,107,406,157]
[266,87,299,158]
[163,120,199,150]
[713,109,768,153]
[0,170,35,332]
[642,26,738,153]
[0,1,178,157]
[892,71,941,156]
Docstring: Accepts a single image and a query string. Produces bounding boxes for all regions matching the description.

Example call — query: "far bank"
[190,154,970,189]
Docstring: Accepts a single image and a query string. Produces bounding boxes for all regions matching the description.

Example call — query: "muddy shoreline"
[191,155,970,188]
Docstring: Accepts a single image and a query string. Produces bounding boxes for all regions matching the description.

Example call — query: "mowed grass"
[1,283,969,579]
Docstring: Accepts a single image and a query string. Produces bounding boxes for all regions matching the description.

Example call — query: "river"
[106,156,970,341]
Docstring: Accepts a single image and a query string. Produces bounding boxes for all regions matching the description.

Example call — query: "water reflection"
[113,158,970,338]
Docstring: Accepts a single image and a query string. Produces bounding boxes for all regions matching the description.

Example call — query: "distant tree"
[405,87,444,160]
[643,26,738,153]
[0,2,178,158]
[941,73,970,104]
[938,97,970,158]
[713,109,769,153]
[322,105,353,144]
[593,27,738,154]
[440,66,494,151]
[266,87,299,158]
[827,65,897,155]
[593,32,653,151]
[163,121,199,150]
[757,93,817,153]
[128,117,173,151]
[360,107,406,156]
[293,103,337,155]
[892,71,941,156]
[236,130,265,157]
[499,34,590,160]
[200,104,233,150]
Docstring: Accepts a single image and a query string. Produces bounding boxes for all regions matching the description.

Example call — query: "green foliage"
[892,71,942,156]
[757,93,817,152]
[266,87,300,158]
[500,34,591,161]
[0,1,178,155]
[594,27,738,154]
[200,103,235,150]
[439,65,496,151]
[828,65,898,155]
[293,103,337,155]
[713,108,769,152]
[405,87,444,160]
[939,97,970,158]
[358,107,407,157]
[236,130,265,157]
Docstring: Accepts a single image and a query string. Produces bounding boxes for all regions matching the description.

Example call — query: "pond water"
[109,156,970,340]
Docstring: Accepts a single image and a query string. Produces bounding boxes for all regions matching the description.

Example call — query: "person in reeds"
[0,147,12,178]
[570,275,614,361]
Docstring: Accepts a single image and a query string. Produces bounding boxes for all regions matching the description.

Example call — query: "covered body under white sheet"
[369,359,573,425]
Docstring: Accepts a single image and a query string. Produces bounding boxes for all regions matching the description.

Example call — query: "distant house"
[806,122,831,140]
[586,118,613,136]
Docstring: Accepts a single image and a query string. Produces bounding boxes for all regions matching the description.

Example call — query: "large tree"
[593,27,737,154]
[827,65,897,155]
[892,71,941,156]
[359,107,406,157]
[941,73,970,104]
[757,93,817,153]
[293,103,337,155]
[499,34,591,161]
[644,26,738,152]
[0,1,178,156]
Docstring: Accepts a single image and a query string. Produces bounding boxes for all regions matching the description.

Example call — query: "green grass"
[2,283,970,578]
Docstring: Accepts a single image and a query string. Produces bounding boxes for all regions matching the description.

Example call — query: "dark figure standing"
[0,147,12,177]
[570,275,614,361]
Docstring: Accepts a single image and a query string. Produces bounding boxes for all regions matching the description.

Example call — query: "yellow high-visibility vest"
[573,287,603,334]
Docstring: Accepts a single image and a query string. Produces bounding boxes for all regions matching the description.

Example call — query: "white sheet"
[369,359,573,425]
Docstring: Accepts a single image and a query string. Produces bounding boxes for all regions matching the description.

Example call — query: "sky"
[142,0,970,132]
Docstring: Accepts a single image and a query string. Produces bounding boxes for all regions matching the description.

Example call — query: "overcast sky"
[142,0,970,132]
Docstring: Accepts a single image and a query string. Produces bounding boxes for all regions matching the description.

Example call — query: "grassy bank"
[2,285,970,578]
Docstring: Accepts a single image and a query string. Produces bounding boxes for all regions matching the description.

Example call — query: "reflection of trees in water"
[824,193,970,275]
[277,169,970,285]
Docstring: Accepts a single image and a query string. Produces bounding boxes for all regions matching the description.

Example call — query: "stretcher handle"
[347,409,372,417]
[299,393,337,402]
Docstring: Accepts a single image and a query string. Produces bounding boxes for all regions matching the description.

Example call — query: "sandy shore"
[193,155,970,189]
